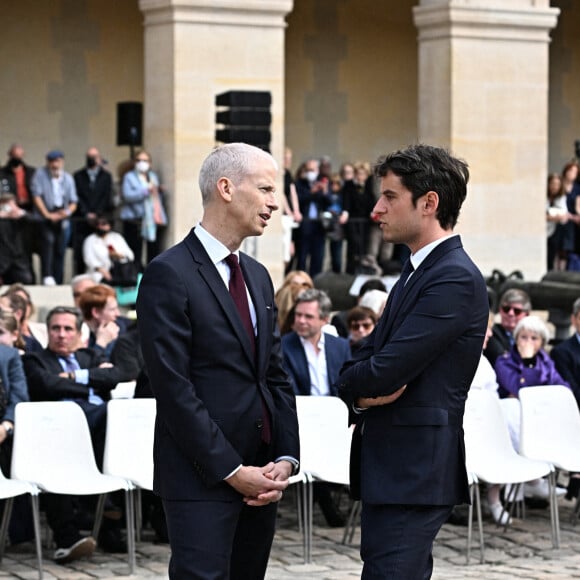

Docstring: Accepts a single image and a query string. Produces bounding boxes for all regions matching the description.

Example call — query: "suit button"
[255,419,263,429]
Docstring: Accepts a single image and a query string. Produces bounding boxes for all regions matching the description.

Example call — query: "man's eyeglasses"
[350,321,374,331]
[500,305,526,316]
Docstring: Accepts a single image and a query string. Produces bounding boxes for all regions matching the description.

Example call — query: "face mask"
[8,157,22,169]
[86,155,98,169]
[305,170,318,182]
[96,228,108,237]
[136,160,150,173]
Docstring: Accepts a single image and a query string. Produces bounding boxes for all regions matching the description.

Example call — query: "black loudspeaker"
[116,102,143,147]
[215,91,271,151]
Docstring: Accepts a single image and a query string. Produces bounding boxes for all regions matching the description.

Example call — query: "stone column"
[413,0,559,280]
[138,0,293,283]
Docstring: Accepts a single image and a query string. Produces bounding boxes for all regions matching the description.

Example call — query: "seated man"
[22,306,122,563]
[281,288,351,526]
[78,284,129,360]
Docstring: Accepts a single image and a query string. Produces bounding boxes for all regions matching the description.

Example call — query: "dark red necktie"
[224,253,271,443]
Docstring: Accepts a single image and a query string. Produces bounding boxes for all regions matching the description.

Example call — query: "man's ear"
[423,191,439,214]
[216,177,234,202]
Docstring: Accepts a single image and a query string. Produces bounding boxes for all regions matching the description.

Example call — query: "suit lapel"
[375,236,463,346]
[184,231,256,366]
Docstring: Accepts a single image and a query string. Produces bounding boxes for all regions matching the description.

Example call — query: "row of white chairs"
[463,384,580,562]
[0,396,156,578]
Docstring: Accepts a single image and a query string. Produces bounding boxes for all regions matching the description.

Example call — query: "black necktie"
[224,254,271,444]
[388,258,415,313]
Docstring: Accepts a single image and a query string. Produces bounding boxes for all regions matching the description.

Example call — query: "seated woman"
[274,270,314,335]
[495,315,569,500]
[346,306,377,353]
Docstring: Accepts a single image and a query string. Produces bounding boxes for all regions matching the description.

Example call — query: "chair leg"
[548,470,561,549]
[125,488,136,574]
[30,493,44,580]
[0,497,14,562]
[134,488,142,543]
[466,485,473,565]
[474,482,485,564]
[92,494,107,540]
[303,474,313,565]
[342,500,360,545]
[295,483,303,534]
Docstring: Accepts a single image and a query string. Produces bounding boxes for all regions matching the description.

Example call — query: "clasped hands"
[226,460,292,507]
[356,384,407,409]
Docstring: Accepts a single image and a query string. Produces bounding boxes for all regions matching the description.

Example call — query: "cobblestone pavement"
[3,492,580,579]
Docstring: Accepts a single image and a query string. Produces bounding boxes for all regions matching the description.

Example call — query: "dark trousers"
[360,503,453,580]
[297,220,326,277]
[163,496,277,580]
[122,220,162,269]
[39,220,69,283]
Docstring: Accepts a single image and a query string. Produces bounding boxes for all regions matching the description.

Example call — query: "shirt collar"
[194,223,239,265]
[299,331,326,351]
[410,233,458,271]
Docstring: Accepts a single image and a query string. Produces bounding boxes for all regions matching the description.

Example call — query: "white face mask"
[136,160,150,173]
[305,170,318,183]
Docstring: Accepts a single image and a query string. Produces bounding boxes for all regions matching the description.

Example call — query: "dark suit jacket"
[551,334,580,406]
[22,348,120,402]
[136,228,300,501]
[281,331,351,396]
[73,167,114,218]
[0,344,29,423]
[338,236,488,505]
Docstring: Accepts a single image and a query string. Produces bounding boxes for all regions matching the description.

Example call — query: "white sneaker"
[43,276,56,286]
[489,502,511,525]
[524,478,567,499]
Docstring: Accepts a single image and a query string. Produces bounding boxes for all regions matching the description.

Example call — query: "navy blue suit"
[338,236,488,579]
[137,228,299,579]
[281,331,351,396]
[551,334,580,407]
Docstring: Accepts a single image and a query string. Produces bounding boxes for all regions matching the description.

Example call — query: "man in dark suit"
[23,305,122,563]
[282,288,351,397]
[338,144,488,579]
[137,143,300,580]
[551,297,580,406]
[73,147,114,275]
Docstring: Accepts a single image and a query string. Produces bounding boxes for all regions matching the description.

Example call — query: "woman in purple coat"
[495,315,569,399]
[495,315,570,500]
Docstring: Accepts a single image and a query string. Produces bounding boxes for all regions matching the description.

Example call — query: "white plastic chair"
[0,470,43,579]
[463,389,557,549]
[294,396,353,563]
[466,470,484,564]
[109,380,137,400]
[102,398,155,540]
[10,401,136,573]
[519,384,580,536]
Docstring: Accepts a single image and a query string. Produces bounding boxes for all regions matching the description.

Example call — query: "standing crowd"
[0,144,167,287]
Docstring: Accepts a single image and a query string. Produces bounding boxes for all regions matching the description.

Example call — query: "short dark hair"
[374,144,469,229]
[358,278,387,298]
[46,306,83,331]
[347,306,377,327]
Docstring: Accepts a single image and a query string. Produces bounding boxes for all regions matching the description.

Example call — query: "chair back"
[295,396,351,485]
[11,401,105,492]
[464,389,551,484]
[519,385,580,471]
[103,398,156,489]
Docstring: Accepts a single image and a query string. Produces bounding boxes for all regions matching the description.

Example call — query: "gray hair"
[198,143,277,206]
[573,297,580,316]
[294,288,333,319]
[513,315,549,346]
[500,288,532,313]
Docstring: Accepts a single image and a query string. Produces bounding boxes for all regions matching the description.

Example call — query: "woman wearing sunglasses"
[484,288,531,366]
[346,306,377,354]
